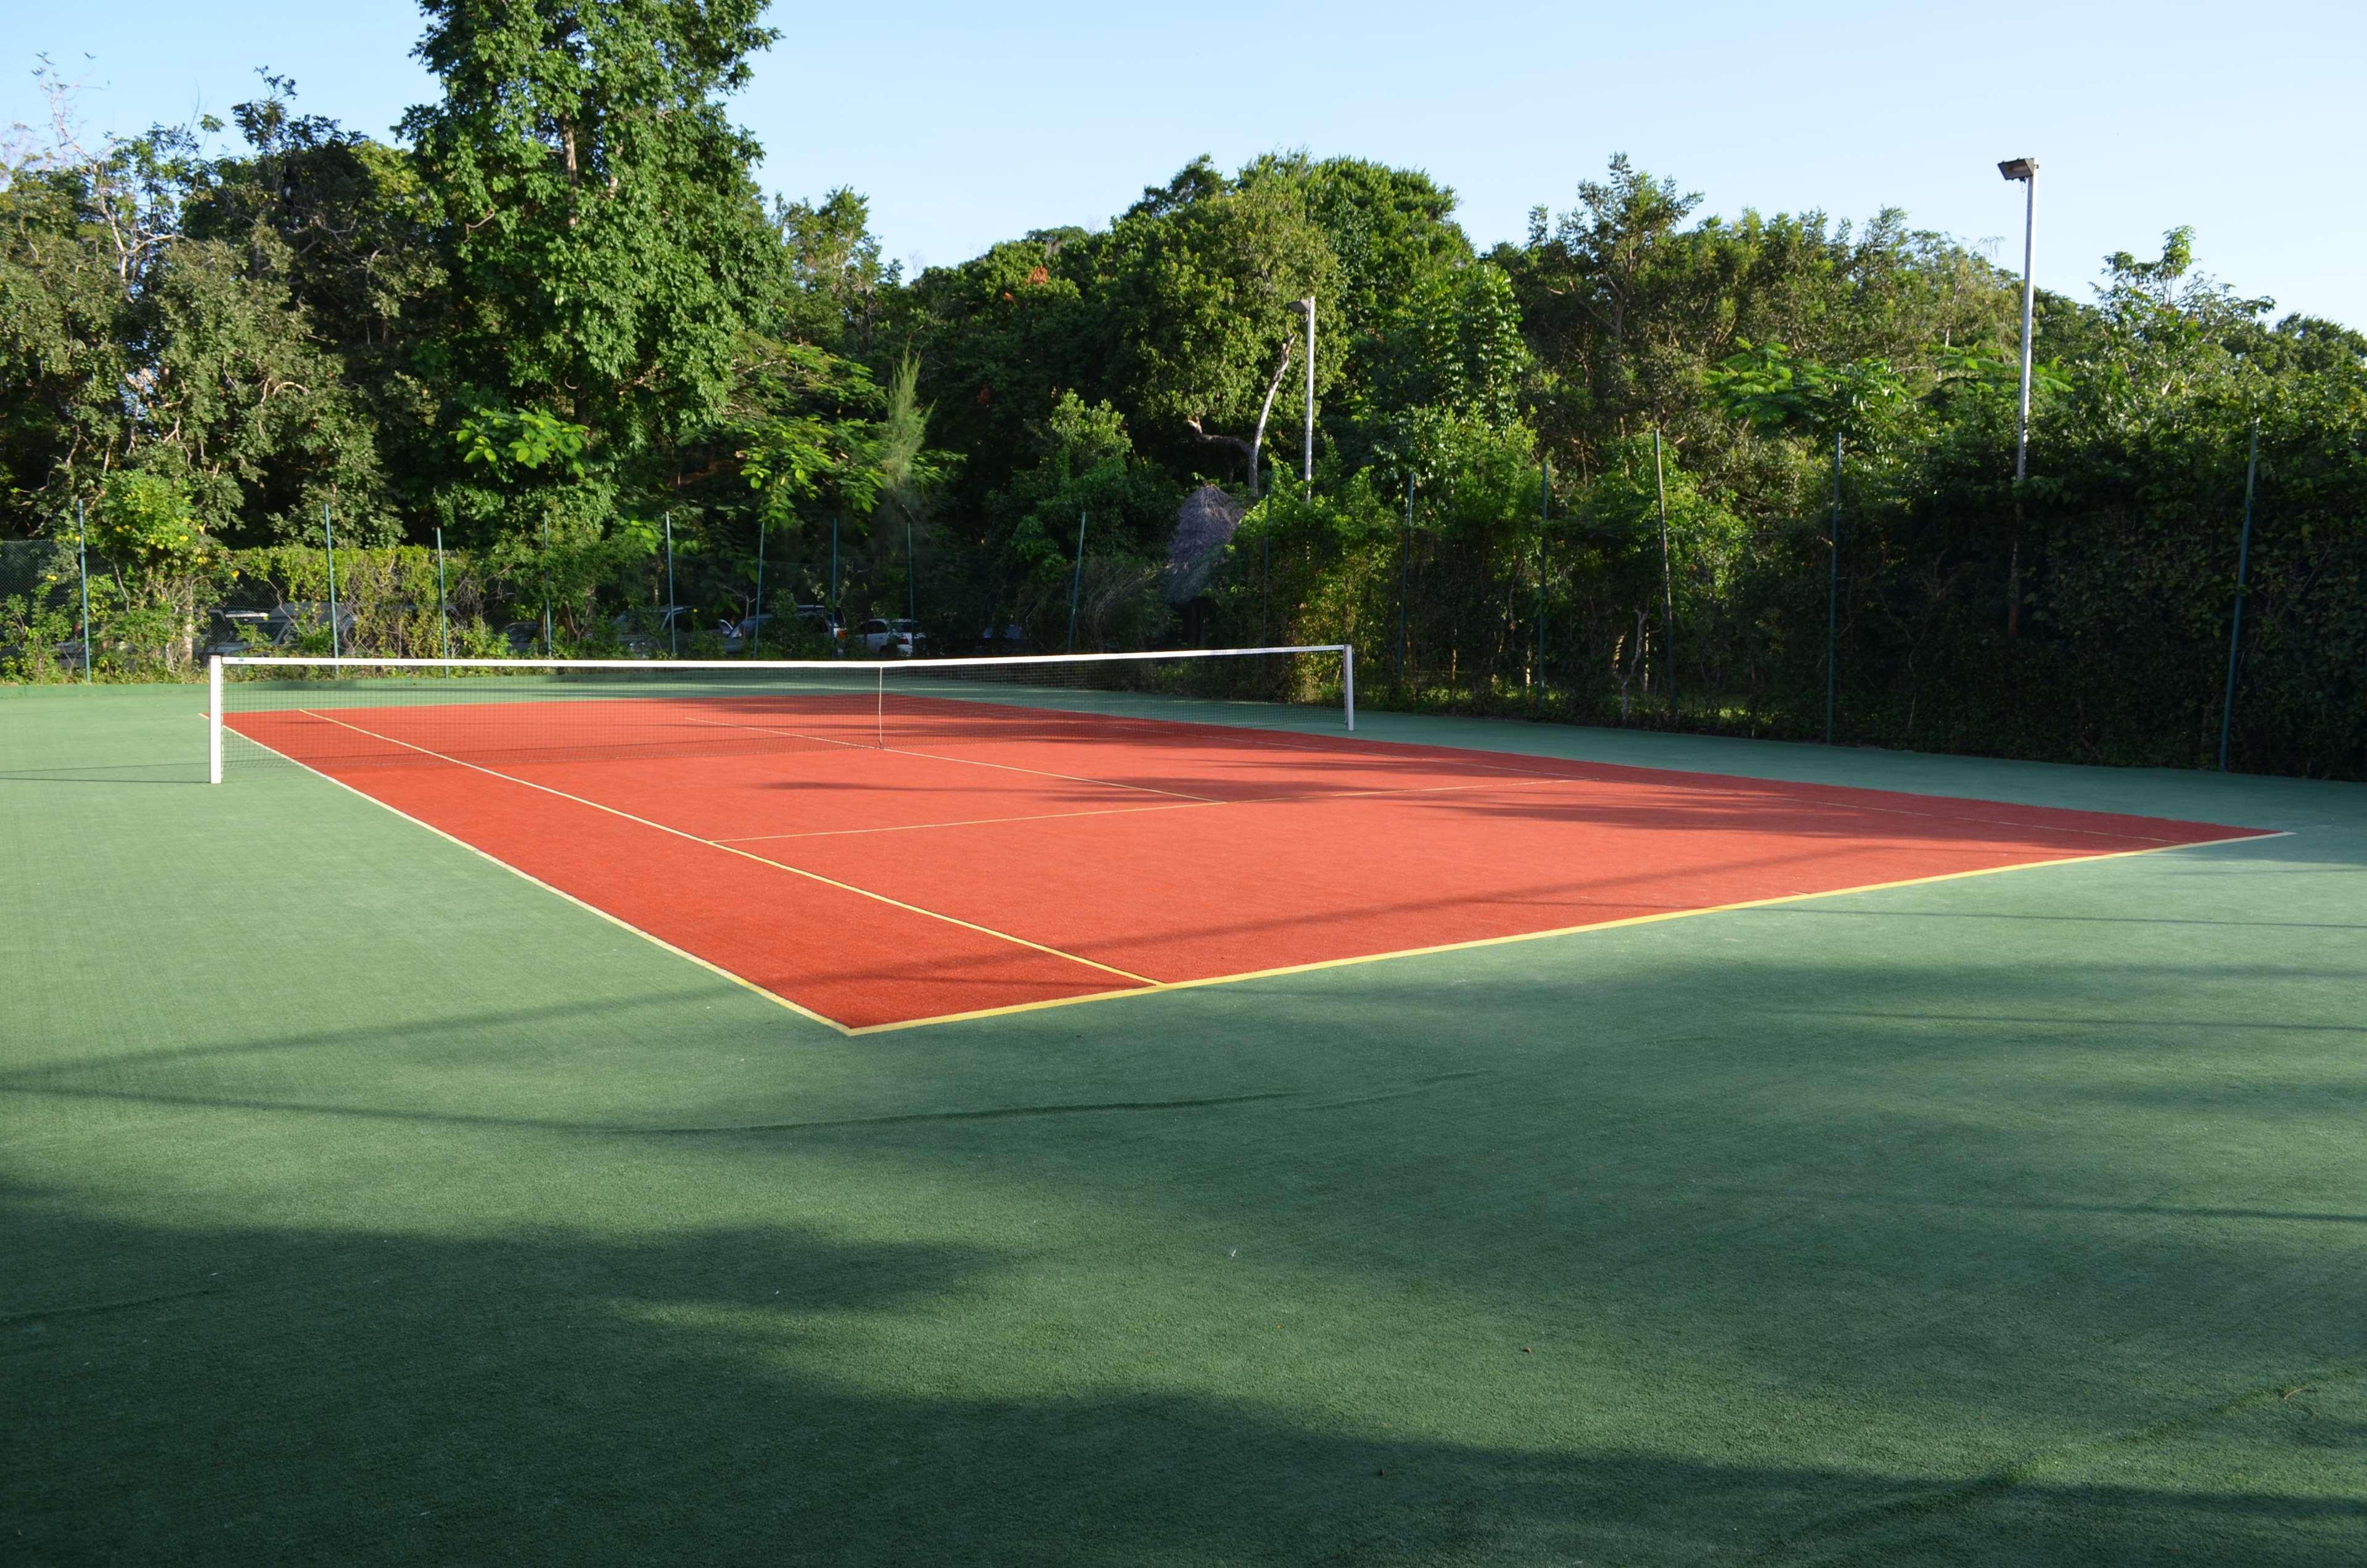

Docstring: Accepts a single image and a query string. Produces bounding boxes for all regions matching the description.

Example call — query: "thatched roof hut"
[1163,484,1245,605]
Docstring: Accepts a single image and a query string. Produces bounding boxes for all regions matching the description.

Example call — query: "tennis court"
[218,652,2273,1031]
[12,676,2366,1566]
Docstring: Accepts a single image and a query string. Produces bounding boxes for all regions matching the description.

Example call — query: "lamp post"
[1998,156,2038,635]
[1297,297,1316,495]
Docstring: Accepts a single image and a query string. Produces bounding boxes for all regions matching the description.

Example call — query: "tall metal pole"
[906,519,916,630]
[1655,432,1676,715]
[2218,424,2261,772]
[665,511,677,658]
[540,516,553,657]
[2004,158,2038,638]
[1826,432,1842,745]
[76,499,91,681]
[751,522,765,657]
[829,516,840,657]
[2014,168,2037,491]
[1067,511,1086,654]
[433,526,451,663]
[323,503,341,659]
[1300,297,1316,494]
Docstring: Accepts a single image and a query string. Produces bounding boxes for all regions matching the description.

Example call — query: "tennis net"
[208,645,1355,781]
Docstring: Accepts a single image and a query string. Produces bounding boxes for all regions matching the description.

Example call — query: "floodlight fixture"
[1997,157,2039,491]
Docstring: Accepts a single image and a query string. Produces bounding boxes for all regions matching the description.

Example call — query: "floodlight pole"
[829,516,840,657]
[2000,157,2038,636]
[665,511,678,659]
[1299,297,1316,495]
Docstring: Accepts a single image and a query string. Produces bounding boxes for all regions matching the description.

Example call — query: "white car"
[857,618,924,657]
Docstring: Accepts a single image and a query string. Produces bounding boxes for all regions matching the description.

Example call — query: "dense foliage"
[4,9,2361,776]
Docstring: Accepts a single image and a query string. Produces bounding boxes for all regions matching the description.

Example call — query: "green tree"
[400,0,786,510]
[1088,160,1342,495]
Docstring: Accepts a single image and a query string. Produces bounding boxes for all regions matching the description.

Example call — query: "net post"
[207,655,224,784]
[1342,644,1355,731]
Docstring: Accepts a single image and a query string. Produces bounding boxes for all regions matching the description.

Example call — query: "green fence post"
[2218,423,2261,772]
[1396,475,1412,694]
[540,516,553,658]
[77,499,92,681]
[1825,432,1841,745]
[1067,511,1086,654]
[434,526,452,665]
[1533,459,1549,707]
[323,503,342,659]
[665,512,678,659]
[751,520,765,657]
[1656,430,1675,717]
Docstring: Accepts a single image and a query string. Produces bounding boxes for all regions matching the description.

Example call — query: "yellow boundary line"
[839,830,2291,1035]
[226,710,2289,1039]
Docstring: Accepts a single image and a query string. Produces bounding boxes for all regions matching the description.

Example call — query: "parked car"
[856,617,925,657]
[200,609,279,657]
[720,612,776,654]
[607,604,714,655]
[270,601,356,647]
[724,604,843,655]
[197,602,350,656]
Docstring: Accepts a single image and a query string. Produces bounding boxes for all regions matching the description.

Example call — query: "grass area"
[6,683,2365,1566]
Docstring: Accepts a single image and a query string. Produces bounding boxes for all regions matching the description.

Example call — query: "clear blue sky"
[8,0,2361,325]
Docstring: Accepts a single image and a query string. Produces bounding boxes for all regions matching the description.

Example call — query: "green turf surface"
[7,684,2365,1566]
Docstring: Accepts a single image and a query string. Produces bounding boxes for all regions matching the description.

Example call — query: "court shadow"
[0,764,207,786]
[9,1202,2360,1566]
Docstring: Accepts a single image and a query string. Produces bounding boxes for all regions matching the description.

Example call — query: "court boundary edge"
[221,713,2291,1038]
[841,828,2292,1035]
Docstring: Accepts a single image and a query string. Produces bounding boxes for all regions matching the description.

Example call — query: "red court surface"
[226,697,2276,1031]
